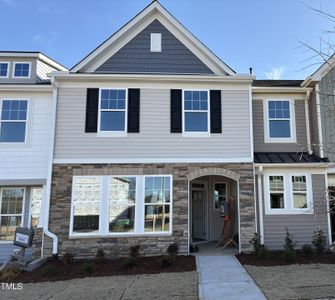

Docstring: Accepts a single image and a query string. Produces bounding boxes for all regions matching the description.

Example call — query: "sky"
[0,0,335,79]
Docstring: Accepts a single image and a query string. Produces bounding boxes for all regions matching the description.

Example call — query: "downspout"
[43,76,58,256]
[315,84,325,158]
[304,90,312,154]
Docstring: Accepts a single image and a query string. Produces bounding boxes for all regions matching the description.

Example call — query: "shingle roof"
[254,152,328,164]
[252,80,303,87]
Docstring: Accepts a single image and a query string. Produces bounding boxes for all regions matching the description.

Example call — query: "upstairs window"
[265,100,295,142]
[0,62,9,78]
[183,90,209,133]
[150,33,162,52]
[0,100,28,143]
[13,62,30,78]
[99,89,127,133]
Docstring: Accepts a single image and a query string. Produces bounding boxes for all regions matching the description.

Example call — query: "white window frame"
[0,62,9,78]
[214,182,227,211]
[264,173,313,215]
[0,99,29,144]
[69,175,173,238]
[97,88,128,137]
[263,99,296,143]
[0,187,26,244]
[182,89,210,136]
[12,62,31,79]
[150,33,162,52]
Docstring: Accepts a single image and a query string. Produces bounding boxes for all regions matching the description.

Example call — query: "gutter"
[42,77,58,256]
[254,162,330,168]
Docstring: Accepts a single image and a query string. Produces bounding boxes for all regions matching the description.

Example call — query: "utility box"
[14,227,34,248]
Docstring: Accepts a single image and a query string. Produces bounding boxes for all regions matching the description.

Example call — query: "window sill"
[265,209,314,215]
[0,241,15,244]
[69,232,172,239]
[182,132,211,138]
[264,138,296,144]
[97,132,127,138]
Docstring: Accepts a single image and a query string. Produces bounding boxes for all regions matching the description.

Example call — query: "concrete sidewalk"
[196,255,266,300]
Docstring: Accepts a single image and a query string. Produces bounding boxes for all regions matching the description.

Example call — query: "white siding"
[0,91,52,180]
[54,88,252,160]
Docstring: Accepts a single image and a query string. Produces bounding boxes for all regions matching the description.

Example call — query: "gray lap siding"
[263,174,329,249]
[48,163,256,258]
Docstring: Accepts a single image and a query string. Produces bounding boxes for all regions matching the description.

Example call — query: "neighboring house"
[0,52,67,262]
[253,80,330,249]
[303,59,335,242]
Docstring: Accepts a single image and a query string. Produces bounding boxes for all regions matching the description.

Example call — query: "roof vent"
[150,33,162,52]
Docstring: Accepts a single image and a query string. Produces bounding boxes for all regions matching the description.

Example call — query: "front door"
[192,182,207,241]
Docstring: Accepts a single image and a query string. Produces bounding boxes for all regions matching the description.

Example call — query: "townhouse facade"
[0,1,333,262]
[0,52,67,261]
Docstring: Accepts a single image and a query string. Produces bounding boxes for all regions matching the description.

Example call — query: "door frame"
[190,180,209,243]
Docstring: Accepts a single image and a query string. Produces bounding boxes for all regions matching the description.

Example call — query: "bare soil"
[10,255,196,283]
[236,251,335,266]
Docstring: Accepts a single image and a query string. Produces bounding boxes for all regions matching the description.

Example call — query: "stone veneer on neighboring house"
[47,163,255,258]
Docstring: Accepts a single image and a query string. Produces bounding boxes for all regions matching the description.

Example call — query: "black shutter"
[210,90,222,133]
[171,89,182,133]
[127,88,140,133]
[85,88,99,132]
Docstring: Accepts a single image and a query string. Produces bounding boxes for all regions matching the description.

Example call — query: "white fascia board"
[70,1,235,76]
[37,53,68,71]
[252,87,311,94]
[0,85,52,92]
[255,163,329,169]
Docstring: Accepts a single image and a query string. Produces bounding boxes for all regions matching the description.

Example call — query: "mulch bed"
[236,251,335,266]
[10,255,196,283]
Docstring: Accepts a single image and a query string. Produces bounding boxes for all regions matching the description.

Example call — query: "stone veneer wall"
[48,163,255,258]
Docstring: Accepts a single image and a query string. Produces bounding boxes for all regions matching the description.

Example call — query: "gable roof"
[301,53,335,87]
[0,51,67,71]
[70,1,235,75]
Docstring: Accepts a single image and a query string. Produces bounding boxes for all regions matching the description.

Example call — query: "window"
[70,175,172,237]
[109,177,136,233]
[0,62,9,77]
[30,188,43,228]
[72,177,101,234]
[183,90,209,133]
[144,176,171,232]
[150,33,162,52]
[292,176,307,209]
[265,100,295,142]
[0,188,24,241]
[269,176,285,209]
[265,174,312,214]
[214,183,227,210]
[0,100,28,143]
[99,89,127,133]
[13,63,30,78]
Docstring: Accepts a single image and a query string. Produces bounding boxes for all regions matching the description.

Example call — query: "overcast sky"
[1,0,334,79]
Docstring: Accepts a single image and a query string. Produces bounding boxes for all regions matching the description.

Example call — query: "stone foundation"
[48,163,256,258]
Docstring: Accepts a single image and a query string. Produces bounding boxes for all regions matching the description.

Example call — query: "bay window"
[70,175,173,237]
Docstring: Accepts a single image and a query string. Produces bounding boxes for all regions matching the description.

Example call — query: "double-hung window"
[0,62,9,78]
[269,176,285,209]
[183,90,209,133]
[265,174,312,214]
[265,100,295,142]
[292,176,307,209]
[0,188,25,241]
[71,175,172,237]
[0,100,28,143]
[99,89,127,133]
[13,62,30,78]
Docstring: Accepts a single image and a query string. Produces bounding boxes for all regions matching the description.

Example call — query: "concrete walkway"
[196,255,266,300]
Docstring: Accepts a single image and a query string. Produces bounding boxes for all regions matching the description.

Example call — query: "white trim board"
[53,157,254,164]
